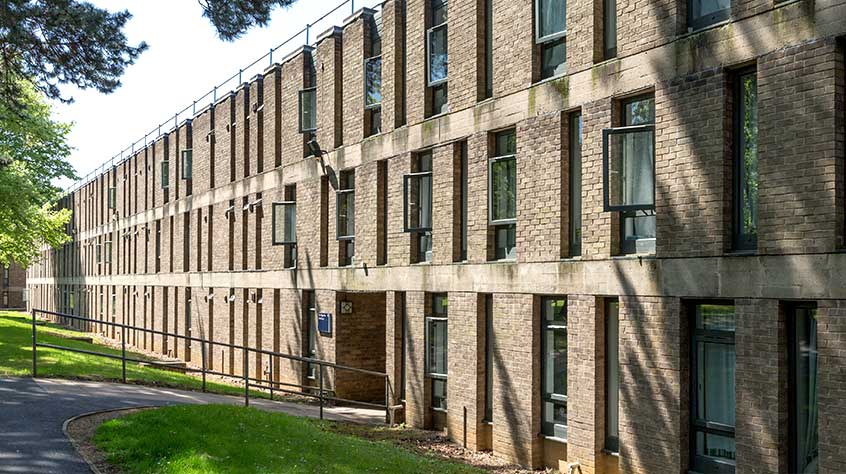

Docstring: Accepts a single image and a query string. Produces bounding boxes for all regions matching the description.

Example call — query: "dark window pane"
[624,97,655,125]
[544,328,567,397]
[432,378,448,410]
[432,294,448,317]
[432,0,448,25]
[494,224,516,260]
[603,0,617,58]
[427,318,448,375]
[543,297,567,322]
[605,300,619,451]
[697,341,736,427]
[696,432,737,463]
[490,157,516,221]
[365,57,382,106]
[543,401,567,438]
[569,113,582,256]
[792,307,819,474]
[540,36,567,80]
[431,83,448,115]
[690,0,731,29]
[537,0,567,39]
[696,304,736,332]
[734,71,758,250]
[495,129,517,155]
[299,89,317,132]
[428,24,448,85]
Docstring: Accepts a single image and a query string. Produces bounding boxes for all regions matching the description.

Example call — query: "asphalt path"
[0,377,383,474]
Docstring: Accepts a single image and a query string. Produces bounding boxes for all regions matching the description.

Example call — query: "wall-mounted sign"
[340,301,353,314]
[318,312,332,335]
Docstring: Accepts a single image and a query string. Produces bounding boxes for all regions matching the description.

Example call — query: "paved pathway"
[0,377,384,474]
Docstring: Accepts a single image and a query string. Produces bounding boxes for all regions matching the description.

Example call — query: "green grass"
[0,310,265,399]
[94,404,484,474]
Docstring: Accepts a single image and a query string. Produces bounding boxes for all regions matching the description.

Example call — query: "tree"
[198,0,297,41]
[0,78,74,267]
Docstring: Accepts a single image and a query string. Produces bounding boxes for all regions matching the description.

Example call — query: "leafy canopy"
[199,0,297,41]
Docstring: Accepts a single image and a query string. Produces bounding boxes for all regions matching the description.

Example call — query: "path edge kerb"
[62,405,160,474]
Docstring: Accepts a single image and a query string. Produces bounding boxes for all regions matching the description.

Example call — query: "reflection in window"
[365,12,382,136]
[569,112,582,256]
[489,130,517,260]
[691,303,736,473]
[605,299,619,452]
[427,0,448,116]
[535,0,567,80]
[689,0,731,30]
[298,88,317,133]
[404,152,433,263]
[790,305,818,474]
[541,297,567,439]
[426,294,448,410]
[337,170,355,266]
[732,69,758,251]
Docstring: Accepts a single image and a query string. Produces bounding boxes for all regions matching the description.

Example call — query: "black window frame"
[271,201,297,246]
[107,186,117,210]
[601,123,656,213]
[304,290,317,379]
[541,296,568,439]
[298,87,317,133]
[604,298,620,452]
[603,0,617,59]
[161,160,170,190]
[426,0,448,116]
[483,294,494,422]
[690,301,737,474]
[569,111,583,256]
[489,129,517,260]
[336,170,356,241]
[731,67,758,252]
[788,302,819,474]
[535,0,568,80]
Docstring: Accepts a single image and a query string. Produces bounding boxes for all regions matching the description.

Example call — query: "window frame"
[103,241,112,264]
[788,302,819,474]
[271,201,297,246]
[364,55,383,109]
[488,153,517,225]
[425,293,449,380]
[181,149,193,180]
[601,123,656,213]
[161,160,170,189]
[298,87,317,133]
[336,188,356,241]
[569,111,583,256]
[688,0,731,31]
[541,296,568,439]
[604,299,620,452]
[403,171,434,233]
[534,0,567,44]
[689,301,737,474]
[426,13,448,88]
[731,67,758,252]
[107,187,116,210]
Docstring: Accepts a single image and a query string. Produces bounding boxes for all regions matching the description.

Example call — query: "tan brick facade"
[28,0,846,471]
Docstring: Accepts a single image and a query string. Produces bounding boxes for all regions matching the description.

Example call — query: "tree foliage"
[199,0,297,41]
[0,79,74,267]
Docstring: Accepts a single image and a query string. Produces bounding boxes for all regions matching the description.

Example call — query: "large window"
[337,170,355,266]
[489,130,516,260]
[689,0,730,31]
[732,69,758,251]
[181,149,193,180]
[789,304,818,474]
[404,152,433,263]
[569,112,582,256]
[605,299,619,452]
[603,95,656,255]
[365,12,382,136]
[426,293,448,410]
[542,297,567,439]
[535,0,567,80]
[427,0,448,116]
[298,87,317,133]
[691,303,736,474]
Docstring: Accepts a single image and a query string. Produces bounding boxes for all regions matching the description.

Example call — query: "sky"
[51,0,381,189]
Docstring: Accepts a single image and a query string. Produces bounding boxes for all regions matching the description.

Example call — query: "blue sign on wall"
[317,312,332,335]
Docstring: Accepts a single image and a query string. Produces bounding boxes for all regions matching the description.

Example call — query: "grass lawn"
[94,404,485,474]
[0,310,265,399]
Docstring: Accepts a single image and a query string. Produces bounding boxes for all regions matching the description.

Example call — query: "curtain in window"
[537,0,566,39]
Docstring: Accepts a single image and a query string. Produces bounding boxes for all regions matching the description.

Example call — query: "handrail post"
[243,349,249,407]
[31,309,37,378]
[200,335,207,393]
[319,364,324,420]
[121,324,127,383]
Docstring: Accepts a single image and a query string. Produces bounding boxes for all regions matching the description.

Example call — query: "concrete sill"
[684,18,732,36]
[725,250,756,257]
[424,110,450,122]
[432,408,448,414]
[541,434,567,445]
[533,72,568,87]
[602,449,620,457]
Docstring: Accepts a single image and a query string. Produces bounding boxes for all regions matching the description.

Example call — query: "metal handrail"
[31,308,395,422]
[59,0,374,199]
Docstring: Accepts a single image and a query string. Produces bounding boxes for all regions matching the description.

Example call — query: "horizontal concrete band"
[28,251,846,300]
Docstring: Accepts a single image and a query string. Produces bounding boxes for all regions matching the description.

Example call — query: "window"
[426,293,448,410]
[483,294,493,421]
[535,0,567,80]
[689,0,730,30]
[603,0,617,59]
[298,88,317,133]
[2,267,8,288]
[789,304,818,474]
[271,201,297,246]
[404,152,433,263]
[732,69,758,251]
[458,142,468,261]
[605,299,619,452]
[161,160,170,189]
[427,0,448,116]
[304,291,317,379]
[103,241,112,264]
[365,12,383,136]
[482,0,493,99]
[181,149,193,180]
[603,95,656,255]
[337,170,355,266]
[569,112,582,256]
[489,129,517,260]
[541,297,567,439]
[107,187,116,209]
[690,303,736,474]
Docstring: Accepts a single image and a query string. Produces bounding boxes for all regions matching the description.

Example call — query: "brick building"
[26,0,846,472]
[1,262,26,309]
